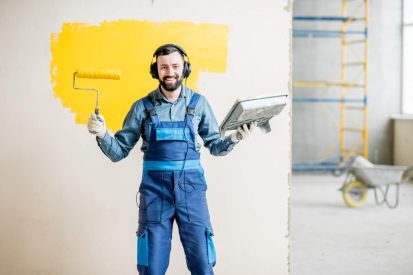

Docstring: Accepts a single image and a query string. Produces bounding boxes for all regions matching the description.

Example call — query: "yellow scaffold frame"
[292,0,369,172]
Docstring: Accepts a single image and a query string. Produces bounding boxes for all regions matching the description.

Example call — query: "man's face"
[157,51,184,92]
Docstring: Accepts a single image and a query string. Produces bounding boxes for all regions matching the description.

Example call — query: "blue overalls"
[136,93,216,275]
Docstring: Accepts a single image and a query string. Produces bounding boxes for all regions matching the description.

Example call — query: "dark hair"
[153,44,187,58]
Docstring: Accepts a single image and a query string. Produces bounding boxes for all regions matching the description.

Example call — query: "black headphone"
[150,43,192,79]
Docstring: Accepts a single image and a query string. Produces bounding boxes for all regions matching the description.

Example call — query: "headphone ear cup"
[184,61,192,78]
[150,62,158,79]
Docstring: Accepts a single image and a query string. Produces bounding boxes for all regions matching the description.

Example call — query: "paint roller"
[72,68,121,116]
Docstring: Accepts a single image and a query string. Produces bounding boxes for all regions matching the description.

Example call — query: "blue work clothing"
[96,86,236,275]
[97,86,236,160]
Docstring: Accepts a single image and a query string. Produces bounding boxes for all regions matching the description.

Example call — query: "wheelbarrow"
[339,156,411,208]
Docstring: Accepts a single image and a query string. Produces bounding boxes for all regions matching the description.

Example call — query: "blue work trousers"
[137,169,216,275]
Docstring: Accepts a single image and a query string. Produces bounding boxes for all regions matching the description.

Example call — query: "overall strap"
[142,95,159,124]
[186,93,201,116]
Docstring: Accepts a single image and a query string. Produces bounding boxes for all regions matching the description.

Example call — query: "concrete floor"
[291,173,413,275]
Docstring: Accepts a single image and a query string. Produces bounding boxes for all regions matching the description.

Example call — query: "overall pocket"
[155,127,191,141]
[138,172,164,223]
[137,227,149,267]
[206,228,216,266]
[182,170,210,223]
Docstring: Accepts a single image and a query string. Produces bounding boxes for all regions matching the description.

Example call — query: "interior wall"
[393,116,413,165]
[292,0,402,164]
[0,0,291,274]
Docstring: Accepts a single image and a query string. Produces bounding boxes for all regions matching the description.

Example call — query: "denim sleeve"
[198,96,238,156]
[96,100,144,162]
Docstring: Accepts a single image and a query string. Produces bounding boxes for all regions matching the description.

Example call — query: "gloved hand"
[231,121,257,142]
[87,113,106,139]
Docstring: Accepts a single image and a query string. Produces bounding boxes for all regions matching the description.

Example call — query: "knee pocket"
[137,227,149,267]
[206,228,216,266]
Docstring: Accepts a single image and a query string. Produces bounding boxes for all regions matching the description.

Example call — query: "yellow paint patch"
[50,20,228,131]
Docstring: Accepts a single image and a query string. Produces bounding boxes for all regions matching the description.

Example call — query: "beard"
[159,75,184,92]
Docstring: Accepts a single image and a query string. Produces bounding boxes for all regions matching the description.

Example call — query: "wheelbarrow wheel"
[342,180,368,208]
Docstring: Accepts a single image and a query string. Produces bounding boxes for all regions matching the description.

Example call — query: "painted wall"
[292,0,402,165]
[0,0,291,275]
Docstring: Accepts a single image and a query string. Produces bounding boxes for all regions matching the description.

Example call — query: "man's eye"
[173,65,179,69]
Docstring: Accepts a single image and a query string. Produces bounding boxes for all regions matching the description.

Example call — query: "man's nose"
[165,66,173,74]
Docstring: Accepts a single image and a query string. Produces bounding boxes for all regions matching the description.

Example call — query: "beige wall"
[0,0,292,274]
[393,116,413,166]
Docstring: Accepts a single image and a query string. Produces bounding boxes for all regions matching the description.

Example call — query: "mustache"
[159,74,184,91]
[162,74,179,80]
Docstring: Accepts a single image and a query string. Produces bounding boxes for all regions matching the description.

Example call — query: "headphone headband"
[153,43,188,58]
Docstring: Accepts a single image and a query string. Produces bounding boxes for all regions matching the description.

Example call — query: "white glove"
[87,113,106,139]
[231,121,257,142]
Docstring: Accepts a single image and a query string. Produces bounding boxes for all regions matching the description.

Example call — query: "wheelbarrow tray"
[350,165,407,188]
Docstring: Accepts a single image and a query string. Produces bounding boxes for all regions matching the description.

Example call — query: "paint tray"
[219,94,288,137]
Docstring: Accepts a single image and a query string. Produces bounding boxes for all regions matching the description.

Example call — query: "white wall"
[0,0,292,274]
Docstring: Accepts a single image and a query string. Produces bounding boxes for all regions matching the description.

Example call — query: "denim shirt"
[97,86,237,162]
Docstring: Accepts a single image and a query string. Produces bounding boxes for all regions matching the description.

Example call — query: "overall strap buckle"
[142,95,159,123]
[186,107,195,115]
[186,93,201,116]
[148,108,157,117]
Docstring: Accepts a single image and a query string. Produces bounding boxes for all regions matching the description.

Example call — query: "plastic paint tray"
[219,94,288,136]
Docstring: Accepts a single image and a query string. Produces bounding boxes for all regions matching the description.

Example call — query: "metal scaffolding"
[292,0,369,172]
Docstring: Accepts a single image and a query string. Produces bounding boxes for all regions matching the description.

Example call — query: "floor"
[291,173,413,275]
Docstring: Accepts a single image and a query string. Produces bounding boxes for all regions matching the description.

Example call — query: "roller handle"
[88,107,103,135]
[95,107,104,122]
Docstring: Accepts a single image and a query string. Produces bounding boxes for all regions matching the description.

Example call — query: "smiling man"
[87,44,256,275]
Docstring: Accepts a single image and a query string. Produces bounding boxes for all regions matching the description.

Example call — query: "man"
[87,44,256,275]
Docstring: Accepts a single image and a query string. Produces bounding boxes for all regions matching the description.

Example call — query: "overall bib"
[137,93,216,275]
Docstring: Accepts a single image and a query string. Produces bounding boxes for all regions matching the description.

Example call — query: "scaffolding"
[292,0,369,172]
